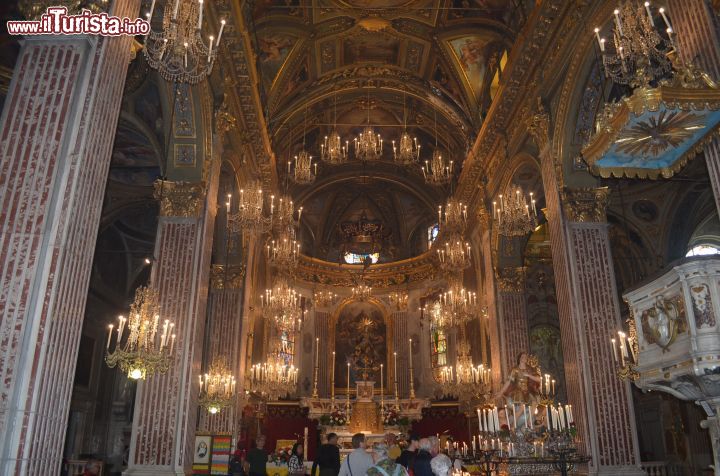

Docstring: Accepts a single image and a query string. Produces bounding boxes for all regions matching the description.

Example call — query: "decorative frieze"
[561,187,610,223]
[154,179,206,218]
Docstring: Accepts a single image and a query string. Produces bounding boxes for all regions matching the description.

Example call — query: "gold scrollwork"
[527,97,550,150]
[210,264,246,290]
[215,95,237,139]
[154,180,206,218]
[561,187,610,223]
[495,266,526,293]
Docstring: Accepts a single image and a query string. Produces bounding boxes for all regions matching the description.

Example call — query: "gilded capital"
[561,187,610,223]
[154,180,206,217]
[495,266,526,293]
[210,264,246,290]
[527,97,550,150]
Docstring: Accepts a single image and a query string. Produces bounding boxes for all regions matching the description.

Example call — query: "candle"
[611,338,618,363]
[347,362,350,397]
[408,338,413,369]
[644,1,655,26]
[659,7,672,31]
[315,337,319,369]
[106,324,114,349]
[380,364,384,408]
[477,409,483,432]
[303,427,308,460]
[148,0,156,21]
[567,405,574,425]
[197,0,203,29]
[331,351,336,401]
[494,407,500,433]
[594,27,605,52]
[613,9,624,36]
[172,0,180,19]
[393,351,398,401]
[551,379,555,395]
[512,403,517,430]
[217,19,226,44]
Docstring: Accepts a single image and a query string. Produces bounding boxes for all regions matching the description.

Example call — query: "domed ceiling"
[246,0,531,262]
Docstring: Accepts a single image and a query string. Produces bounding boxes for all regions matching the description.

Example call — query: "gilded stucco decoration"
[495,266,526,293]
[561,187,610,223]
[210,264,246,290]
[526,97,550,151]
[154,180,206,218]
[215,96,237,139]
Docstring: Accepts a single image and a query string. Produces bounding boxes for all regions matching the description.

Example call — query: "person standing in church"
[246,435,269,476]
[367,443,408,476]
[411,438,433,476]
[395,434,419,470]
[338,433,373,476]
[288,442,305,476]
[311,433,341,476]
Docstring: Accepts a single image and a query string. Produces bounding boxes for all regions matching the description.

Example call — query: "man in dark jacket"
[395,434,419,469]
[311,433,341,476]
[411,438,433,476]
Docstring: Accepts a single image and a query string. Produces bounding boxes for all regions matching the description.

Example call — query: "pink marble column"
[127,178,218,474]
[495,267,529,376]
[561,188,641,473]
[0,1,139,473]
[669,0,720,217]
[197,265,245,435]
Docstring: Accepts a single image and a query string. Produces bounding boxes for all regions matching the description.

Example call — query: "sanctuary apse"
[1,0,720,475]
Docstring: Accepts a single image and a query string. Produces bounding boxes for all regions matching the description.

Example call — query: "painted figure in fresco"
[496,352,542,404]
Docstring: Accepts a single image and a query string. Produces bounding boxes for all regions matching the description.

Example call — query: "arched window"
[427,224,439,248]
[686,244,720,257]
[275,327,295,366]
[429,302,447,369]
[343,252,380,264]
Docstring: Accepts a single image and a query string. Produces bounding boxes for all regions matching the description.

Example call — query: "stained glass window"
[276,327,295,366]
[430,303,447,368]
[427,224,439,248]
[343,252,380,264]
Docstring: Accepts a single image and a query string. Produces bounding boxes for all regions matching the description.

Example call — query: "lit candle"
[346,362,351,410]
[393,351,398,401]
[147,0,156,21]
[611,338,618,363]
[217,19,226,44]
[106,324,114,349]
[613,9,624,37]
[172,0,180,19]
[659,7,672,31]
[380,363,384,408]
[478,408,483,432]
[315,337,319,370]
[331,351,336,401]
[408,338,413,370]
[170,333,176,353]
[197,0,203,29]
[644,2,655,26]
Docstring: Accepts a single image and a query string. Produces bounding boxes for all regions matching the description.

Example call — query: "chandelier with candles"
[249,356,299,401]
[352,283,373,301]
[437,238,471,273]
[354,87,384,161]
[105,286,176,380]
[610,319,639,381]
[199,359,236,414]
[143,0,225,84]
[593,1,674,88]
[265,227,300,272]
[493,185,537,237]
[314,289,339,308]
[439,198,468,235]
[436,337,492,402]
[321,91,349,165]
[392,90,421,165]
[423,109,453,185]
[227,180,271,235]
[290,108,317,185]
[261,275,304,330]
[270,193,302,231]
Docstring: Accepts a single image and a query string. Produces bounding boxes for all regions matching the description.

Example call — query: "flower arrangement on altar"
[382,405,409,427]
[269,445,293,465]
[320,406,348,427]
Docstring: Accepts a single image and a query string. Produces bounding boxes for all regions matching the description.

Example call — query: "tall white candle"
[380,364,384,407]
[197,0,203,29]
[644,1,655,26]
[393,351,398,400]
[106,324,114,349]
[331,351,336,401]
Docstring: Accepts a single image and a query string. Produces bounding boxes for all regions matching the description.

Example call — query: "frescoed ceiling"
[243,0,532,261]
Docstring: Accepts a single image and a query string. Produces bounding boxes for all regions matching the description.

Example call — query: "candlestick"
[408,338,415,399]
[312,337,319,398]
[393,351,399,403]
[303,427,308,460]
[346,362,351,422]
[331,351,336,402]
[380,364,384,409]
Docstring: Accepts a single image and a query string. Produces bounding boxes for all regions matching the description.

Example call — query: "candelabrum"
[105,286,176,380]
[493,185,537,237]
[321,130,349,165]
[436,236,471,273]
[143,0,224,84]
[227,181,271,235]
[388,291,408,310]
[352,283,372,301]
[289,149,317,185]
[423,149,453,186]
[610,318,639,381]
[592,1,674,88]
[392,132,420,165]
[261,276,303,330]
[313,289,339,308]
[199,360,236,414]
[438,199,468,235]
[249,356,298,401]
[355,126,383,161]
[433,278,479,329]
[265,226,300,272]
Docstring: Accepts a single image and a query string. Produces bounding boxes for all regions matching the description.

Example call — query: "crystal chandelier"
[493,185,537,237]
[290,107,317,184]
[227,180,271,235]
[392,90,421,165]
[423,109,453,185]
[593,1,674,88]
[249,356,299,401]
[433,279,479,329]
[352,283,372,301]
[265,226,300,272]
[436,338,492,401]
[436,238,471,273]
[105,286,175,380]
[143,0,225,84]
[199,359,236,414]
[438,198,468,235]
[270,193,302,231]
[314,289,339,307]
[388,291,408,310]
[321,91,349,165]
[354,87,383,161]
[261,276,303,330]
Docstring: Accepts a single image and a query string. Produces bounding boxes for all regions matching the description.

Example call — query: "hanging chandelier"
[270,193,302,231]
[433,278,479,329]
[436,337,492,402]
[392,90,421,165]
[610,319,639,381]
[314,289,339,308]
[354,86,383,161]
[388,291,408,310]
[352,283,372,301]
[593,1,674,88]
[436,238,471,273]
[249,356,299,401]
[261,275,303,329]
[105,286,176,380]
[493,185,537,237]
[423,109,453,185]
[227,180,271,235]
[199,359,236,414]
[438,198,468,235]
[321,90,349,165]
[143,0,225,84]
[290,107,317,184]
[265,226,300,272]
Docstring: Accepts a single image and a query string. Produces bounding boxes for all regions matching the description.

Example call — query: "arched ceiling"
[248,0,528,188]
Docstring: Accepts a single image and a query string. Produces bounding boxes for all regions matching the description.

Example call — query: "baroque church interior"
[3,0,720,475]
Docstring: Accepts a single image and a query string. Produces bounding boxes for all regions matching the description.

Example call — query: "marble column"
[0,1,140,473]
[495,267,529,377]
[529,102,642,474]
[126,178,218,475]
[669,0,720,217]
[197,265,245,435]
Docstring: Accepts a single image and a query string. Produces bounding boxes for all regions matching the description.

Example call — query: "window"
[276,327,295,366]
[429,302,447,369]
[427,224,439,248]
[343,252,379,264]
[686,244,720,257]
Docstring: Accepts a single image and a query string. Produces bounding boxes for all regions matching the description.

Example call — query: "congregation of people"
[229,433,460,476]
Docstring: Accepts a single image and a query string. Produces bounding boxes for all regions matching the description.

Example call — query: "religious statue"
[496,352,542,404]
